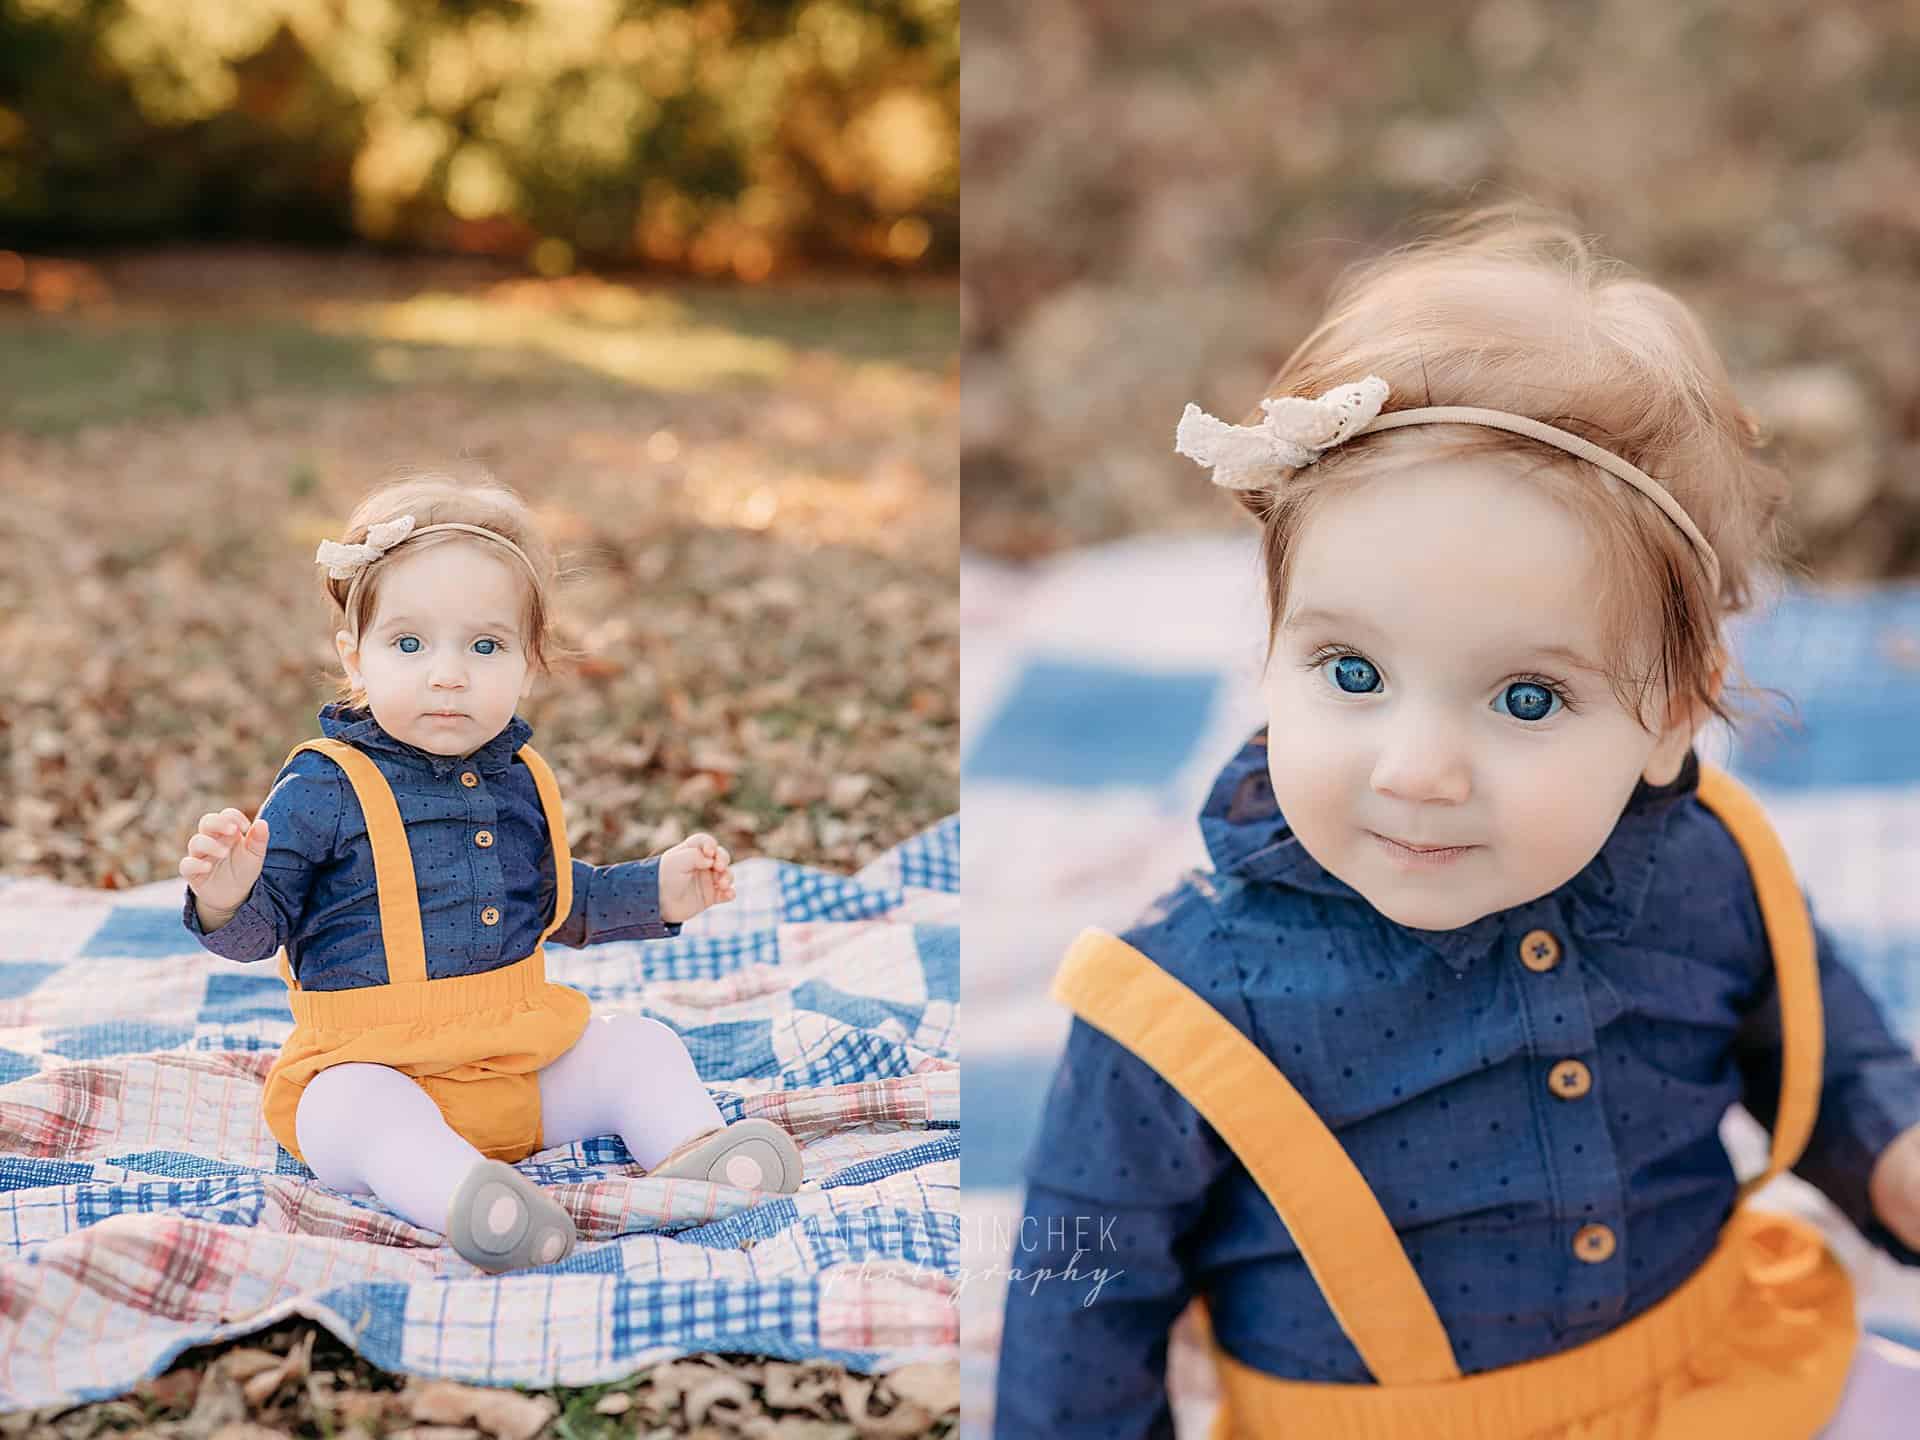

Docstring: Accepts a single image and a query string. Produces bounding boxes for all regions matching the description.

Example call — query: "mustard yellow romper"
[1053,764,1860,1440]
[260,737,592,1166]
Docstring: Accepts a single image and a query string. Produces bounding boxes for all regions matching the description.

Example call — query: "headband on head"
[314,516,541,637]
[1175,376,1722,595]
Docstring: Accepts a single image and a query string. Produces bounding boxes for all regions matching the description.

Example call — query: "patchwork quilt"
[0,817,960,1410]
[960,533,1920,1438]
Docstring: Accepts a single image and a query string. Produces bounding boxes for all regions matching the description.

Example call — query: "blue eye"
[1497,681,1561,722]
[1325,654,1381,694]
[396,635,421,654]
[473,638,498,655]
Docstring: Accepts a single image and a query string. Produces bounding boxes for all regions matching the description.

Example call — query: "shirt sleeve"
[1735,904,1920,1265]
[180,763,342,964]
[995,889,1244,1440]
[547,856,684,947]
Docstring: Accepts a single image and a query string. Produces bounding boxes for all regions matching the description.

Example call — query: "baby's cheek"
[1267,717,1354,844]
[1497,770,1617,893]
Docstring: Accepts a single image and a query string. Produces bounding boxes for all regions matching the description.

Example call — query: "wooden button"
[475,830,494,849]
[1574,1224,1616,1263]
[480,905,500,926]
[1548,1060,1592,1099]
[460,771,479,788]
[1519,929,1561,972]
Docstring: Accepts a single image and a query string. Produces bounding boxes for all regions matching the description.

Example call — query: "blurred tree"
[0,0,956,274]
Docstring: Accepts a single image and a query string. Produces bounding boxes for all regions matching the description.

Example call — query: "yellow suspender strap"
[1694,762,1823,1192]
[282,739,430,986]
[514,744,574,942]
[1051,929,1463,1385]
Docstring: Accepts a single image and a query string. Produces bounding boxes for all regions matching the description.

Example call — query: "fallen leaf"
[827,774,875,809]
[684,1373,753,1425]
[241,1329,313,1408]
[405,1379,557,1440]
[876,1361,959,1415]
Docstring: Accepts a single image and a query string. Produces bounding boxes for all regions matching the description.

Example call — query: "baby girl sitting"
[181,473,802,1273]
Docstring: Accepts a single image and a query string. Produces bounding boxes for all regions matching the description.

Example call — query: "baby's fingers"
[198,809,245,842]
[187,832,233,862]
[179,855,212,882]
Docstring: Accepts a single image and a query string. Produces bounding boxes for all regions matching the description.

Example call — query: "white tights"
[293,1012,726,1234]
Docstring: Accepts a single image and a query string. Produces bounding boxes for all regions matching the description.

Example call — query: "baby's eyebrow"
[1281,605,1378,634]
[1520,643,1607,673]
[1283,608,1604,673]
[375,615,520,635]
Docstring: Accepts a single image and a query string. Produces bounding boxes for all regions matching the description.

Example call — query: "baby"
[995,209,1920,1438]
[181,474,802,1274]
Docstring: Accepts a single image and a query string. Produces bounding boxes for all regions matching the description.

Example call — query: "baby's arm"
[548,856,681,947]
[995,898,1243,1440]
[996,1024,1225,1440]
[179,762,342,962]
[1734,905,1920,1261]
[548,834,734,946]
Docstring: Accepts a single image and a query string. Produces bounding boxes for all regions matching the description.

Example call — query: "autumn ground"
[0,249,958,1436]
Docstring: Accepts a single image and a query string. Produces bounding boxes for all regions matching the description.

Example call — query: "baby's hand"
[1870,1122,1920,1250]
[179,807,269,920]
[659,833,735,925]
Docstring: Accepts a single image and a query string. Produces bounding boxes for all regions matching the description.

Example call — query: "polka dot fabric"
[993,728,1920,1436]
[182,703,680,990]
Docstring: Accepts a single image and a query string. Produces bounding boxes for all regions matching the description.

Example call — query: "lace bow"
[1175,376,1390,490]
[314,514,418,581]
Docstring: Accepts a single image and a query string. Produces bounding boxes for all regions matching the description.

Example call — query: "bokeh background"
[962,0,1920,574]
[2,0,956,274]
[960,4,1920,1437]
[1,1,957,1434]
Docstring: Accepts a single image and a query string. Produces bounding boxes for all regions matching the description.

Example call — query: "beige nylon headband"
[314,517,541,638]
[1175,376,1723,595]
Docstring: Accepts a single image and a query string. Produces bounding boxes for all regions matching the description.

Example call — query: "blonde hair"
[321,471,580,708]
[1240,203,1794,733]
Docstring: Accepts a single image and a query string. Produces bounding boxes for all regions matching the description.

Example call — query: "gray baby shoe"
[646,1118,804,1193]
[445,1159,577,1273]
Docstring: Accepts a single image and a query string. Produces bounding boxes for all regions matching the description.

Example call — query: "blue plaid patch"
[964,657,1222,788]
[779,870,901,924]
[897,818,961,892]
[610,1277,818,1359]
[79,907,199,960]
[0,964,58,1000]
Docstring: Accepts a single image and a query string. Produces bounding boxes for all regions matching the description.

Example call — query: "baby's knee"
[609,1013,685,1052]
[588,1013,695,1071]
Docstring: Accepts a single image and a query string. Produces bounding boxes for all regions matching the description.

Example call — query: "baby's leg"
[295,1062,480,1232]
[537,1013,724,1167]
[1818,1334,1920,1438]
[297,1061,576,1271]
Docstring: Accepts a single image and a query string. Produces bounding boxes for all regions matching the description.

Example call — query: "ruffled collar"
[316,701,533,778]
[1197,727,1698,973]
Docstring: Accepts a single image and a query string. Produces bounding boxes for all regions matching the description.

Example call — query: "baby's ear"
[1642,682,1707,786]
[334,629,361,682]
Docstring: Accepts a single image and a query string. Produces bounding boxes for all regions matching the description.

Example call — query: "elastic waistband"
[288,948,552,1030]
[1211,1207,1847,1440]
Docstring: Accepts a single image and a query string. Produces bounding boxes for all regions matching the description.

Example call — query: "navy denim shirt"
[183,703,679,989]
[995,730,1920,1440]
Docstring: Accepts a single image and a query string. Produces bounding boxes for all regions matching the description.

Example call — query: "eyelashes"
[1301,644,1580,718]
[391,636,509,656]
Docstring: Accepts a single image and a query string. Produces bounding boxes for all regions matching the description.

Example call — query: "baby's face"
[1262,454,1691,933]
[336,540,534,758]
